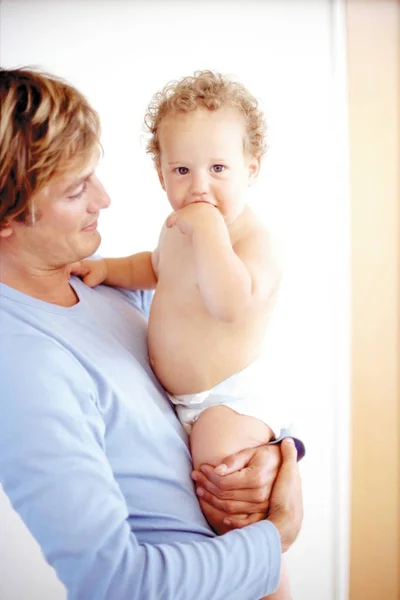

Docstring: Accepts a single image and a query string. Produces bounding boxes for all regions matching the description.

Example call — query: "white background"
[0,1,351,599]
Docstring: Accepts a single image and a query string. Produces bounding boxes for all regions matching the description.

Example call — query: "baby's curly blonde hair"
[144,70,267,167]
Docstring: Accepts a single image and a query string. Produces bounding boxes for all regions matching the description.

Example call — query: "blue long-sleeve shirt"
[0,279,282,599]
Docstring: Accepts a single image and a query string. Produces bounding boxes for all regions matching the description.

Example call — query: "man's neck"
[0,255,79,307]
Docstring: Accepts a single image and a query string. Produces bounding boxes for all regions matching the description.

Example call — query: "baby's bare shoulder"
[234,213,283,299]
[235,212,277,260]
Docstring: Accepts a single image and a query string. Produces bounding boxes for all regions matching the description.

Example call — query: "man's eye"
[69,180,88,200]
[176,167,189,175]
[211,165,225,173]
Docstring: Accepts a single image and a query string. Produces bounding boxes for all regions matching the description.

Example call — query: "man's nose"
[88,175,111,212]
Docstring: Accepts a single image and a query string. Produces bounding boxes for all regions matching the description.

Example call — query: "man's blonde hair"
[144,70,267,168]
[0,68,100,227]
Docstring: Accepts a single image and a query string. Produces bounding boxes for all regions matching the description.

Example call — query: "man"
[0,67,303,600]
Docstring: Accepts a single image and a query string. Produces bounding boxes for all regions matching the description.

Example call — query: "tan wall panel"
[346,1,400,599]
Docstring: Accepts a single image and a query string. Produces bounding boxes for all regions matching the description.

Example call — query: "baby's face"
[157,106,259,224]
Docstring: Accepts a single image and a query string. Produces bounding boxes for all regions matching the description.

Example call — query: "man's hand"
[166,202,223,237]
[191,444,281,534]
[69,258,107,287]
[267,438,303,552]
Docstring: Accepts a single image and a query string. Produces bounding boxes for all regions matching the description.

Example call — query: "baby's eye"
[211,165,225,173]
[176,167,189,175]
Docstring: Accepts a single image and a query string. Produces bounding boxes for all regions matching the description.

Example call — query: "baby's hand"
[166,202,222,236]
[69,258,108,287]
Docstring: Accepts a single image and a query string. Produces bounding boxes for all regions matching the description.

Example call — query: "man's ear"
[0,223,13,238]
[247,155,261,186]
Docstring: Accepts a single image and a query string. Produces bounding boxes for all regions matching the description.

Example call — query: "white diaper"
[168,360,288,437]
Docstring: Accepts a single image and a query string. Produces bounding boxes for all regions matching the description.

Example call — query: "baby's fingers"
[82,271,102,287]
[68,260,87,277]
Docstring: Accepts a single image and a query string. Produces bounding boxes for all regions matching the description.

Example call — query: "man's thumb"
[214,447,254,475]
[280,438,297,463]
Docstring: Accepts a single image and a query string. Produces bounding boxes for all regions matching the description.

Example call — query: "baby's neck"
[226,204,252,236]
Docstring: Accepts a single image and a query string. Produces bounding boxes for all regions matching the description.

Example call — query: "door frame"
[346,1,400,598]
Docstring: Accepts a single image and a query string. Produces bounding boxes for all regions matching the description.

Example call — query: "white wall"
[0,1,350,599]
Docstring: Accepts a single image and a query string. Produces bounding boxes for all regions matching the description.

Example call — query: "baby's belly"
[147,291,262,395]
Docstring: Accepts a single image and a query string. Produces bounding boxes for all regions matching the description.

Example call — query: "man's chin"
[79,232,102,261]
[88,230,101,255]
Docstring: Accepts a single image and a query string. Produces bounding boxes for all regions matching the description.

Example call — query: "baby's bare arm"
[103,252,157,289]
[232,227,282,313]
[191,218,253,322]
[71,252,157,289]
[172,205,280,322]
[166,204,256,322]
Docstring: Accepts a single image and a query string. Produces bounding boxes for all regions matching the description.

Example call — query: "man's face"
[5,153,111,268]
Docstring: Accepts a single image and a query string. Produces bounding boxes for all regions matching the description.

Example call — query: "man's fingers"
[268,439,303,551]
[197,499,238,535]
[195,484,269,515]
[269,439,299,505]
[192,471,269,503]
[280,438,298,463]
[198,463,266,491]
[197,444,281,491]
[223,512,266,529]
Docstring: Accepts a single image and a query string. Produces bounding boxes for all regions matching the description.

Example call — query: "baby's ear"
[156,165,166,191]
[247,155,261,185]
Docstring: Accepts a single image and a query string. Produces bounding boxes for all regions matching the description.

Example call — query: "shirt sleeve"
[0,337,281,600]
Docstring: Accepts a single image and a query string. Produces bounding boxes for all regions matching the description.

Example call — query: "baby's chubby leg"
[190,405,274,471]
[190,405,274,524]
[190,406,292,600]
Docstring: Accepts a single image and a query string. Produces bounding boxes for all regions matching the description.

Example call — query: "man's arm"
[0,338,281,600]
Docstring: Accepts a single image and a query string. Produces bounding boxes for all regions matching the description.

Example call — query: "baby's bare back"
[148,216,277,395]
